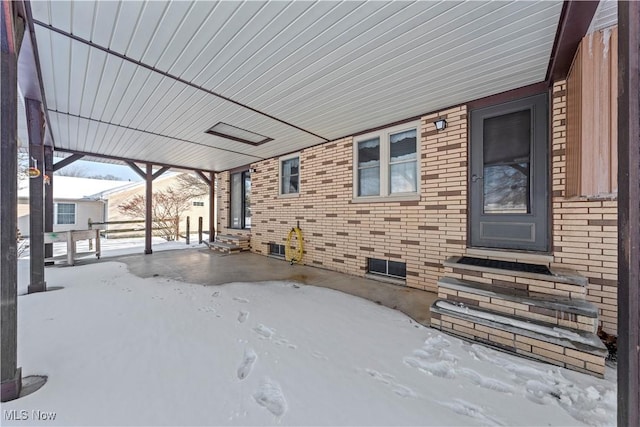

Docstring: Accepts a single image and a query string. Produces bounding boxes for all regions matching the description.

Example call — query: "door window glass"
[482,110,531,214]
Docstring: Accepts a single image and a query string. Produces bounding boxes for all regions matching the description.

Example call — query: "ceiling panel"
[30,0,563,172]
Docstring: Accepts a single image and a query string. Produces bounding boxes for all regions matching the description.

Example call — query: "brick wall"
[219,106,467,292]
[551,81,618,334]
[217,86,618,335]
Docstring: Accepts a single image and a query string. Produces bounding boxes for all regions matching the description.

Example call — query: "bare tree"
[54,164,89,177]
[176,173,210,198]
[118,186,194,241]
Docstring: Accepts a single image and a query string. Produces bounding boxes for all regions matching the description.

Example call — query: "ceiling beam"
[545,0,600,82]
[152,166,170,181]
[195,171,212,187]
[52,153,83,172]
[55,148,217,175]
[33,20,330,143]
[49,110,265,161]
[125,161,145,180]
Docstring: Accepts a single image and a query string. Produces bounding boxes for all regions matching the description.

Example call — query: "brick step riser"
[445,267,587,299]
[437,287,597,333]
[209,246,242,254]
[217,239,250,249]
[431,311,605,377]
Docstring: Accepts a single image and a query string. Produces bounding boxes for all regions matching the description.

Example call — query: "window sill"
[364,273,406,286]
[278,193,300,199]
[351,194,420,204]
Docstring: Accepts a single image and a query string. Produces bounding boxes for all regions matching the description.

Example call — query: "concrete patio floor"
[108,248,436,326]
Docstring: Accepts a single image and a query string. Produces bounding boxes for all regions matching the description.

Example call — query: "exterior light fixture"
[434,118,447,131]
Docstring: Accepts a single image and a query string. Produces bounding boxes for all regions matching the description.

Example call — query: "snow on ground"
[17,236,203,295]
[20,235,203,260]
[3,261,616,426]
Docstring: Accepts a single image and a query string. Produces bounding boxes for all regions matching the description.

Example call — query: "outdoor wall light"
[434,118,447,131]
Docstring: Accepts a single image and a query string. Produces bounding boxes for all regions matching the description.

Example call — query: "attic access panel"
[205,122,273,146]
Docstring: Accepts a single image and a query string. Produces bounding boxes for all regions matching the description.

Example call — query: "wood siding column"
[618,2,640,426]
[26,98,46,293]
[1,0,21,402]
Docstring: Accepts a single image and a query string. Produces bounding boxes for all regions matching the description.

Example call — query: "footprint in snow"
[459,368,515,393]
[365,369,416,398]
[392,384,417,398]
[237,348,257,380]
[233,297,249,303]
[440,398,505,426]
[254,324,275,339]
[253,378,287,417]
[312,351,328,360]
[238,310,249,323]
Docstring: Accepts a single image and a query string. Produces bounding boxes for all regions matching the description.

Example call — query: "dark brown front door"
[470,93,549,252]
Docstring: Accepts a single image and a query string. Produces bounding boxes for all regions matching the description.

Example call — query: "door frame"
[467,92,551,253]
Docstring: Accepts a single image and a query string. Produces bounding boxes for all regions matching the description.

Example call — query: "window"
[280,154,300,196]
[55,203,76,225]
[269,243,285,257]
[354,123,419,199]
[230,171,251,229]
[192,201,205,207]
[367,258,406,279]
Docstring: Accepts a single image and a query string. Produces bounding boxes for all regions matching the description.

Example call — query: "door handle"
[471,174,483,182]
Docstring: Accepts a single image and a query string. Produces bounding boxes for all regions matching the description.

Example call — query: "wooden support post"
[44,145,53,260]
[209,172,215,242]
[1,0,22,402]
[186,216,190,245]
[618,2,640,426]
[26,98,46,293]
[198,216,203,244]
[145,163,153,254]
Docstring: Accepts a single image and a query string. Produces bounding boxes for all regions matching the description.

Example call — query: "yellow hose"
[285,227,304,264]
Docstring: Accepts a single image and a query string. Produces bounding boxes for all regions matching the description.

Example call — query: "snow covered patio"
[3,248,616,426]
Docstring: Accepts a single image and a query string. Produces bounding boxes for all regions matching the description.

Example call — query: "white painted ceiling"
[27,0,563,172]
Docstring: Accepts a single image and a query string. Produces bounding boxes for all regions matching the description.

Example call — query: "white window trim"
[54,202,77,225]
[352,121,421,202]
[278,152,301,198]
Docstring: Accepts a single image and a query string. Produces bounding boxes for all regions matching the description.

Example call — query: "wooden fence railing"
[88,218,172,239]
[90,217,211,245]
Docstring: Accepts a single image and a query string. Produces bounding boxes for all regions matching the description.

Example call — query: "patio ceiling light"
[434,118,447,131]
[205,122,273,146]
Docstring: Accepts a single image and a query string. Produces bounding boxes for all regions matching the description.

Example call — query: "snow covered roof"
[18,176,133,201]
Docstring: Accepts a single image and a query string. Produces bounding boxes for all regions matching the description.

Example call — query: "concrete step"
[216,234,250,251]
[443,256,588,299]
[438,276,599,333]
[430,299,608,377]
[206,241,242,254]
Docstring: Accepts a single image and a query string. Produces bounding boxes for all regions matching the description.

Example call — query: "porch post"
[44,145,53,259]
[26,98,46,293]
[145,163,153,254]
[209,172,215,242]
[1,0,22,401]
[618,1,640,426]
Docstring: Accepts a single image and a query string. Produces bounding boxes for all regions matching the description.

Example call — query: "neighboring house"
[100,172,212,238]
[18,173,212,239]
[17,176,132,237]
[216,6,620,376]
